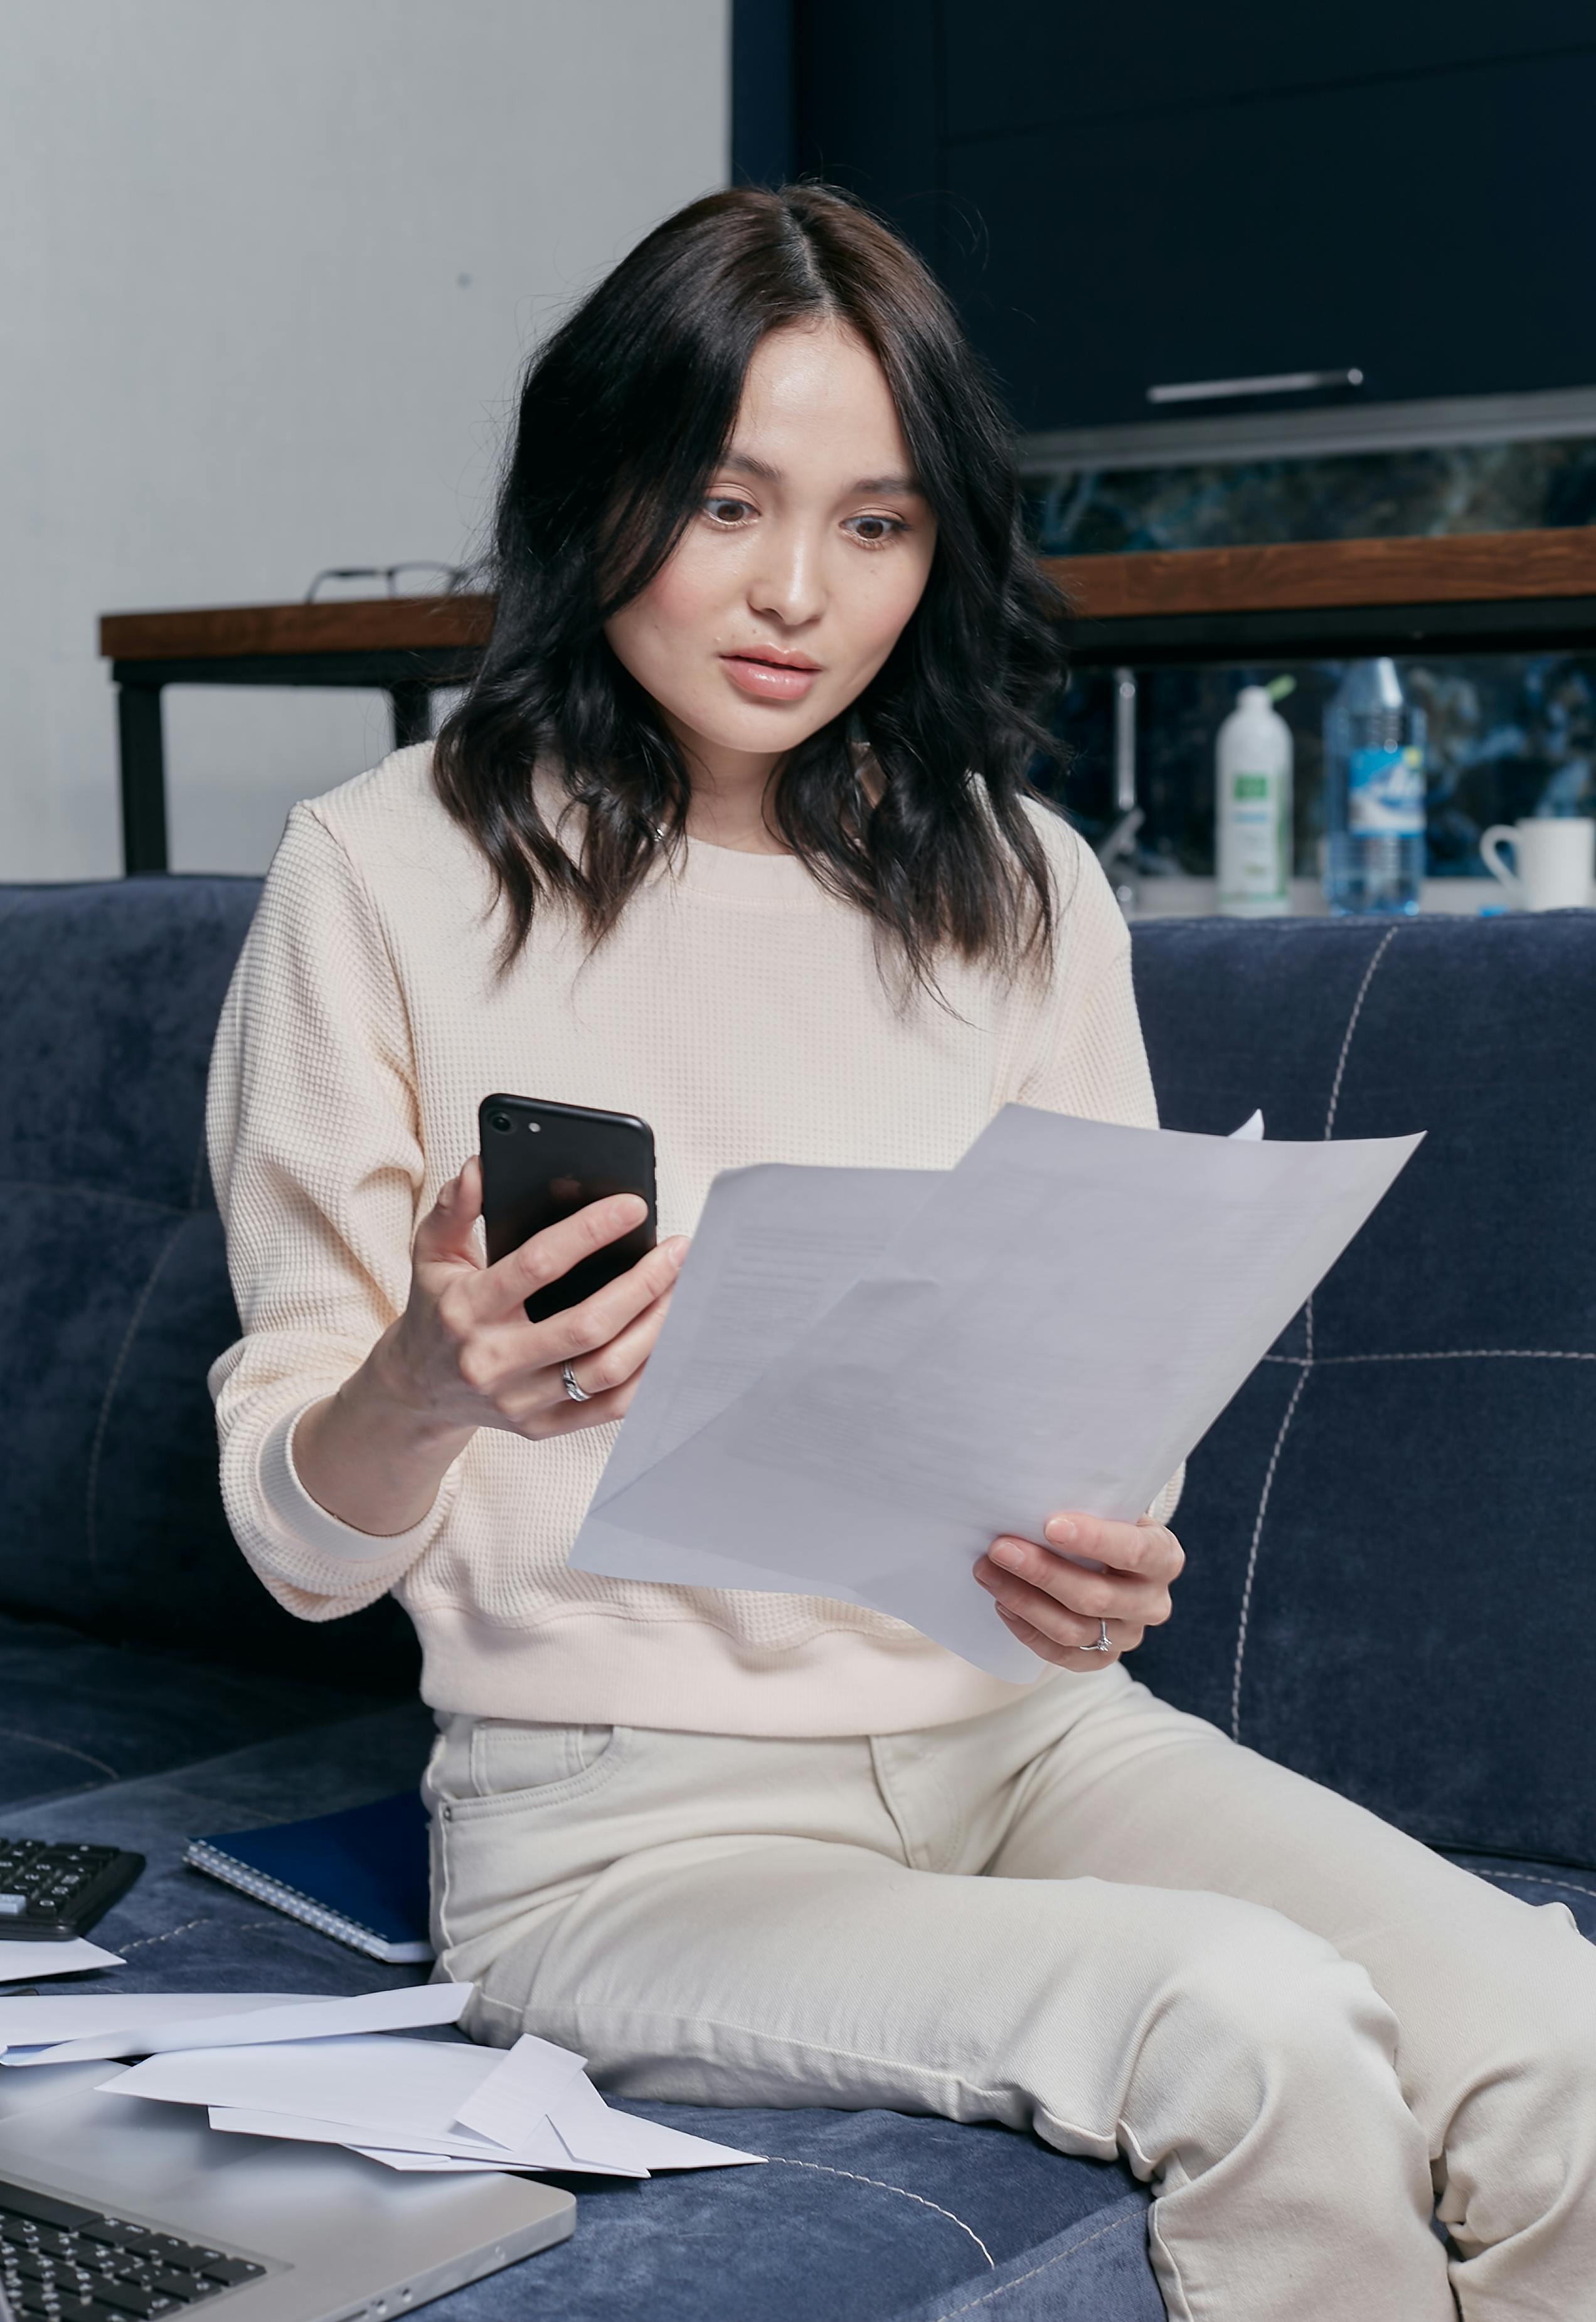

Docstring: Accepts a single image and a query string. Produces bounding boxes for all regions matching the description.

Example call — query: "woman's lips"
[719,654,818,702]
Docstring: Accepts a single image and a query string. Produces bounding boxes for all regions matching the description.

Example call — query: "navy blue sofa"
[3,875,1593,2322]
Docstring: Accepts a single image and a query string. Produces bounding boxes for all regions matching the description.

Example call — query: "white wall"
[0,0,729,878]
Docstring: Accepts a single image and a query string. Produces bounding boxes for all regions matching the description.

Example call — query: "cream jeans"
[424,1666,1596,2321]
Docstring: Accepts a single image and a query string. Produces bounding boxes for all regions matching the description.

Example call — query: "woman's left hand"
[973,1513,1185,1670]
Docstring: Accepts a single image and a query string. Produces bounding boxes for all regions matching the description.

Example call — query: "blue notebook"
[184,1791,433,1964]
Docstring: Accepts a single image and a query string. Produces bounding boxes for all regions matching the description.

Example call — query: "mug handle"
[1479,824,1523,902]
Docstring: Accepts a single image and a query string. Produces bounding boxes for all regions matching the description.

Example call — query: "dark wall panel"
[942,0,1596,138]
[942,48,1596,429]
[793,0,942,267]
[774,2,1596,432]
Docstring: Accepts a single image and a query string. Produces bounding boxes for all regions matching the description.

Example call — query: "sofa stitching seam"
[1323,924,1402,1143]
[85,1218,188,1572]
[1261,1348,1596,1363]
[117,1915,280,1952]
[1304,922,1400,1363]
[762,2158,994,2266]
[0,1727,119,1780]
[1232,925,1398,1727]
[922,2207,1142,2318]
[1230,1363,1309,1744]
[1469,1867,1596,1905]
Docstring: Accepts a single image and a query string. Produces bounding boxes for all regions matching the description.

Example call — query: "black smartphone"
[478,1093,657,1324]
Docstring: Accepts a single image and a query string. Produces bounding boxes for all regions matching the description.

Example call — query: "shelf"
[1045,529,1596,666]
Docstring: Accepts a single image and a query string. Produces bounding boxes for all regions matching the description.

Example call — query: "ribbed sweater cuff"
[260,1403,456,1565]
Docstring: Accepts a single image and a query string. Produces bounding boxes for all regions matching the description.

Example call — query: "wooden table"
[101,529,1596,873]
[99,595,493,874]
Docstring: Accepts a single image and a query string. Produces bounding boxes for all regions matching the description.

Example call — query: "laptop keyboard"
[0,2183,266,2320]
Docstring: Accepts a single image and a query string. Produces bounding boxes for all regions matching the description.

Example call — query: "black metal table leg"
[117,682,169,874]
[389,680,432,750]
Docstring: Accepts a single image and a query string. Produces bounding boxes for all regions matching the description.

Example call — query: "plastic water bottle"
[1322,658,1427,915]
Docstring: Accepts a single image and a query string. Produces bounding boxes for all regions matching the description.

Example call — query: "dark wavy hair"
[434,181,1071,993]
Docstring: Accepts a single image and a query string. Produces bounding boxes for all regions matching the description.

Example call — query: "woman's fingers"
[521,1313,668,1437]
[524,1232,689,1367]
[977,1530,1176,1627]
[447,1277,681,1436]
[551,1284,678,1405]
[994,1597,1142,1671]
[973,1511,1184,1662]
[412,1155,486,1270]
[1041,1510,1186,1588]
[976,1558,1139,1655]
[469,1191,652,1322]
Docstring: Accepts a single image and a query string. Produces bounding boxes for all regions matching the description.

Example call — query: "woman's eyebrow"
[718,450,925,496]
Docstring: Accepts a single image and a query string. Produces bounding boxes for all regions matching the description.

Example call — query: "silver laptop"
[0,2057,573,2322]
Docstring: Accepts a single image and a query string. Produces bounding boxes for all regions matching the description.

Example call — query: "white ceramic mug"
[1479,817,1595,911]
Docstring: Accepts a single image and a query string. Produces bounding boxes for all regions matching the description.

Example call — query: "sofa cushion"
[0,1610,399,1813]
[0,877,417,1695]
[4,1711,1162,2322]
[1130,912,1596,1869]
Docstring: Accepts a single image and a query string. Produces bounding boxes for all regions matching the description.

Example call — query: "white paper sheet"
[574,1104,1420,1678]
[454,2033,588,2146]
[574,1161,939,1600]
[99,2033,501,2139]
[105,2033,762,2176]
[206,2105,602,2173]
[1,1993,307,2050]
[0,1940,122,1986]
[350,2149,518,2173]
[545,2070,760,2172]
[3,1983,471,2065]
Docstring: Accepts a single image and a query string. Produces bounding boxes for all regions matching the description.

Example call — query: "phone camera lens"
[487,1110,513,1134]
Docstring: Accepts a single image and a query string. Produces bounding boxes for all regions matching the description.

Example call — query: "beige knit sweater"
[206,743,1179,1735]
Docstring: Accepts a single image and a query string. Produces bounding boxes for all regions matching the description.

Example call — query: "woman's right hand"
[375,1153,689,1441]
[292,1156,687,1536]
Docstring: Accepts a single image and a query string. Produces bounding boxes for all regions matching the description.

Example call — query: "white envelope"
[545,2070,761,2172]
[6,1983,471,2065]
[454,2033,588,2146]
[206,2106,610,2174]
[0,1939,122,1988]
[351,2149,521,2173]
[99,2033,500,2141]
[1,1993,309,2051]
[101,2032,762,2175]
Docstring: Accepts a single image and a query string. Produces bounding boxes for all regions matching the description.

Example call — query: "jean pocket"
[428,1718,630,1824]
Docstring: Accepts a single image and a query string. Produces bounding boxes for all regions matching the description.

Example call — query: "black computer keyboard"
[0,1845,144,1942]
[0,2181,266,2320]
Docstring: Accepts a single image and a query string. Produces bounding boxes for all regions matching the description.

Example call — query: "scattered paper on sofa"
[0,1986,761,2176]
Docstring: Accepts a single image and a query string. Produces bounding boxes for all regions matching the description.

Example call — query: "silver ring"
[1080,1619,1114,1654]
[561,1361,591,1403]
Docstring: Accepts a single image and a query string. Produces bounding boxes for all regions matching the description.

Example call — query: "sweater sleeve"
[1016,813,1185,1529]
[206,803,462,1620]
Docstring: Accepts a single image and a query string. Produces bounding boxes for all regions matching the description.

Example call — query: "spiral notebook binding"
[183,1839,433,1965]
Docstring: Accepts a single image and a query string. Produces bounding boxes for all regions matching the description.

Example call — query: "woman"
[207,185,1595,2319]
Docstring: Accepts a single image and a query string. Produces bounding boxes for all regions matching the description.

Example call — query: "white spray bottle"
[1216,676,1294,917]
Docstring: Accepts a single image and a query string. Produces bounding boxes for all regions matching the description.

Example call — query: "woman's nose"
[747,526,824,628]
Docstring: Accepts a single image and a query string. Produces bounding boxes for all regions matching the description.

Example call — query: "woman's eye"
[846,514,907,547]
[703,496,753,526]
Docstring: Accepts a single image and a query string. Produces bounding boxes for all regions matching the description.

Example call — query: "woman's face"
[604,321,937,783]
